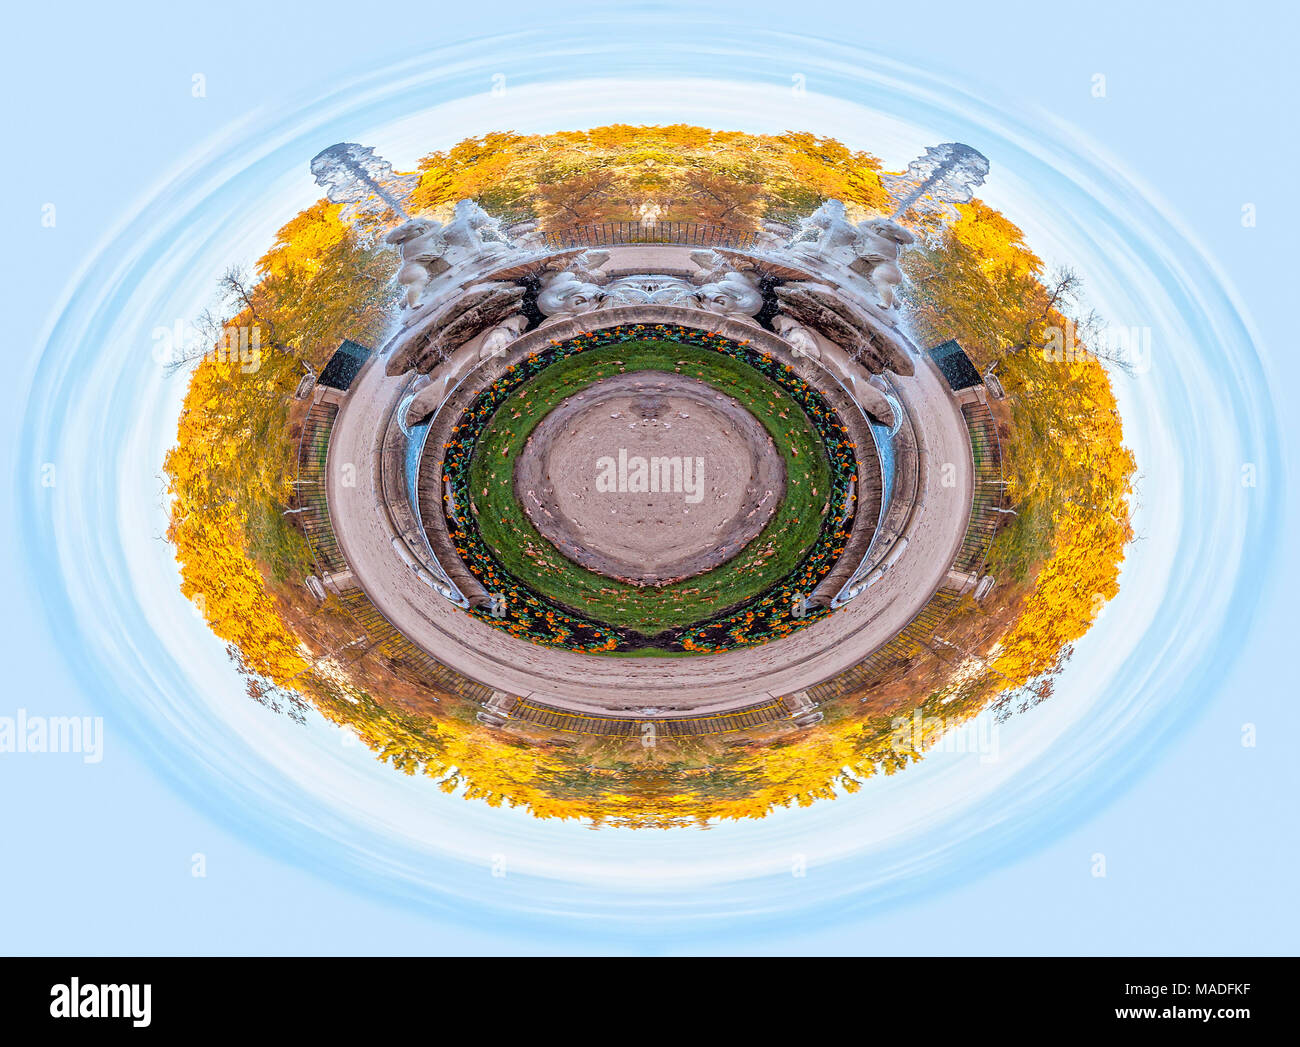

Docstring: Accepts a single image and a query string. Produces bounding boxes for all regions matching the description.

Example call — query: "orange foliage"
[161,124,1135,825]
[408,124,892,232]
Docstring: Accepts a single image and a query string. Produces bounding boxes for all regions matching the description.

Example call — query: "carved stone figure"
[441,198,513,256]
[783,201,915,309]
[383,199,521,311]
[479,313,528,358]
[772,314,820,359]
[852,218,915,309]
[789,200,862,265]
[603,275,690,304]
[377,195,926,383]
[775,281,913,376]
[689,271,764,320]
[385,281,525,375]
[561,250,611,285]
[384,218,450,308]
[536,271,617,322]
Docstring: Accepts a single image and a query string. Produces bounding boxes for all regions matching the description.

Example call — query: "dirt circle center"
[514,371,785,585]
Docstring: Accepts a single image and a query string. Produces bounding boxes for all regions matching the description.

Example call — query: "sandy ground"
[514,371,783,584]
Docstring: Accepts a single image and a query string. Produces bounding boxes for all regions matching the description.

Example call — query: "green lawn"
[466,341,832,635]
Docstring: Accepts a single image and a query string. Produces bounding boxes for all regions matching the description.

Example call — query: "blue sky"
[1,0,1297,954]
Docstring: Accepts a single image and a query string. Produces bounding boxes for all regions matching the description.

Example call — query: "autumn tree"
[162,124,1135,825]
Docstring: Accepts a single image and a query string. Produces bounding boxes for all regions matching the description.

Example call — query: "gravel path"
[327,322,971,714]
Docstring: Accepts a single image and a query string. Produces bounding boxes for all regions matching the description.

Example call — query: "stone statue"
[851,217,915,310]
[772,314,820,359]
[775,281,913,376]
[784,201,915,309]
[441,198,512,256]
[479,313,528,359]
[537,270,620,323]
[384,218,451,308]
[688,271,764,320]
[790,200,863,264]
[756,219,794,251]
[385,281,526,375]
[377,194,929,383]
[383,199,518,311]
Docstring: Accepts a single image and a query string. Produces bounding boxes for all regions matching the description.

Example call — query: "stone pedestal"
[944,568,979,595]
[783,690,824,728]
[321,569,356,595]
[476,691,518,727]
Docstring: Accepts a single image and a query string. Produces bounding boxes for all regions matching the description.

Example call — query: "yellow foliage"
[166,496,308,686]
[162,124,1135,825]
[408,124,891,232]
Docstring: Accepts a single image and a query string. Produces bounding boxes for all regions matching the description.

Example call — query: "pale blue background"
[1,0,1296,954]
